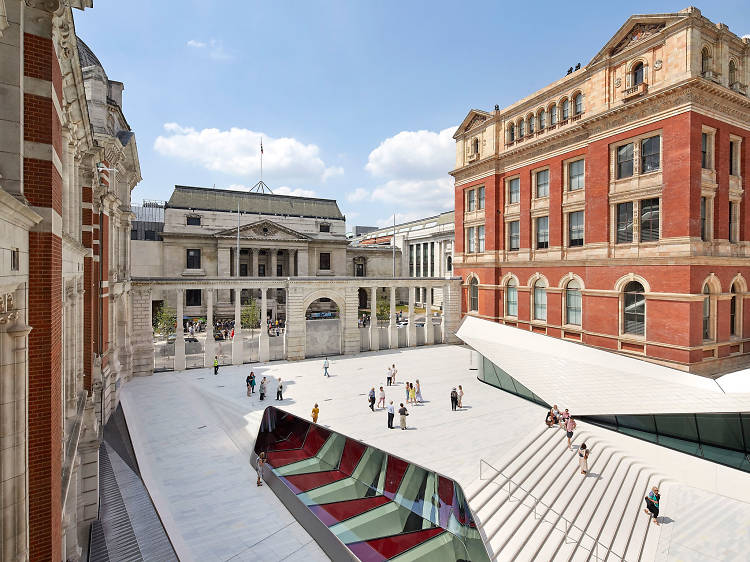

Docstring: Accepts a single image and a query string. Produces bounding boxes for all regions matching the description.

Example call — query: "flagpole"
[236,203,240,278]
[260,138,263,183]
[392,212,396,278]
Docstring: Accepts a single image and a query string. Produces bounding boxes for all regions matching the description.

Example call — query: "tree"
[376,295,390,322]
[153,303,177,336]
[242,297,260,332]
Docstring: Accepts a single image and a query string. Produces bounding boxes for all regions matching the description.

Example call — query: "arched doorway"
[305,297,342,357]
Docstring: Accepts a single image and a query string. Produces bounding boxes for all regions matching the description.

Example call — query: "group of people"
[545,404,579,451]
[245,371,284,401]
[449,386,464,410]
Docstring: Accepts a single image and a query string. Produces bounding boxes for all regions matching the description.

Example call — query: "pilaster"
[369,286,379,351]
[259,288,269,361]
[389,286,397,349]
[407,286,417,346]
[174,289,185,371]
[232,289,242,365]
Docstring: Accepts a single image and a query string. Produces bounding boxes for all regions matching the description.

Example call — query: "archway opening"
[305,297,342,357]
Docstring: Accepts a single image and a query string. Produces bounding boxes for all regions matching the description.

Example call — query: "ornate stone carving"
[611,23,666,55]
[0,293,18,324]
[465,115,487,132]
[654,59,663,70]
[614,77,622,88]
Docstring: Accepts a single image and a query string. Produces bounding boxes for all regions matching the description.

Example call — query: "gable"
[610,23,666,55]
[214,219,311,241]
[454,109,492,138]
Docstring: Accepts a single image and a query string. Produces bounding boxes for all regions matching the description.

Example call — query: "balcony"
[622,82,647,100]
[467,152,480,162]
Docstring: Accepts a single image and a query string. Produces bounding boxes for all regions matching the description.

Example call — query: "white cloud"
[322,166,344,181]
[365,126,457,179]
[154,123,340,185]
[370,177,453,210]
[375,212,434,228]
[275,186,317,198]
[346,187,369,202]
[186,38,232,61]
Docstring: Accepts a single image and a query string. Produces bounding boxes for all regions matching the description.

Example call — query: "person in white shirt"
[323,357,330,377]
[391,364,397,384]
[386,401,395,429]
[386,366,393,386]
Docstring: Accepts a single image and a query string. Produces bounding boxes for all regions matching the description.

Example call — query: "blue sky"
[75,1,749,229]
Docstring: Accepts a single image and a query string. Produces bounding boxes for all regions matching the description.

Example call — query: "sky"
[74,1,750,230]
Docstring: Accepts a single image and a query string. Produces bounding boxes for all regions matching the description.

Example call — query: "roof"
[166,185,344,220]
[76,37,105,73]
[457,316,750,416]
[357,211,455,240]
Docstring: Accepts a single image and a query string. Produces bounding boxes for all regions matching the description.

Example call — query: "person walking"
[386,366,392,386]
[415,380,423,403]
[386,401,395,429]
[398,403,408,430]
[276,378,284,401]
[256,452,266,487]
[391,364,398,385]
[323,357,330,377]
[246,374,252,397]
[259,377,266,401]
[249,372,256,394]
[368,387,376,411]
[377,386,386,409]
[578,443,590,475]
[408,383,416,405]
[565,415,577,450]
[560,408,570,431]
[450,388,458,411]
[311,403,319,423]
[405,381,410,403]
[213,355,219,376]
[457,385,464,408]
[644,487,661,525]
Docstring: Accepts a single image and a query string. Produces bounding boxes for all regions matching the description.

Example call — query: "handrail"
[478,458,620,561]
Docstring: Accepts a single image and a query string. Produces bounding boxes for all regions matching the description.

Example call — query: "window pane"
[519,120,525,137]
[478,187,485,209]
[568,211,584,246]
[509,178,520,203]
[467,190,475,211]
[550,105,557,125]
[623,282,645,335]
[641,136,660,173]
[617,414,656,433]
[701,133,709,169]
[186,249,201,269]
[478,225,485,252]
[729,141,736,176]
[536,216,549,249]
[566,287,582,325]
[186,216,201,226]
[569,160,584,190]
[633,63,644,86]
[319,252,331,270]
[640,198,660,242]
[509,221,520,251]
[654,414,699,442]
[467,227,475,253]
[539,110,546,128]
[617,143,633,178]
[562,99,569,119]
[696,414,744,451]
[470,280,478,311]
[617,202,633,243]
[507,285,518,316]
[528,117,534,134]
[574,94,583,114]
[700,197,708,241]
[536,169,549,198]
[534,283,547,321]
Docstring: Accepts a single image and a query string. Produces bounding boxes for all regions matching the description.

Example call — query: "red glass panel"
[346,527,445,561]
[308,496,391,527]
[339,438,367,475]
[383,455,409,499]
[283,470,348,494]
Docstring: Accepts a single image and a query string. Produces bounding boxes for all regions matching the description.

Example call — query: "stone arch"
[465,272,480,285]
[500,271,520,287]
[527,272,549,287]
[614,273,651,293]
[301,289,348,359]
[557,272,585,290]
[701,273,722,294]
[729,273,747,293]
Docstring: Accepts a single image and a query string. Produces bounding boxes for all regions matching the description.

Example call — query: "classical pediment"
[214,219,312,241]
[454,109,492,138]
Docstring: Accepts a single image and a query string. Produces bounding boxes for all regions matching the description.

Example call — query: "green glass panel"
[616,414,656,433]
[654,414,699,442]
[701,444,746,469]
[741,413,750,453]
[696,414,743,450]
[619,427,658,443]
[513,379,534,401]
[657,435,701,456]
[481,358,501,388]
[493,364,517,393]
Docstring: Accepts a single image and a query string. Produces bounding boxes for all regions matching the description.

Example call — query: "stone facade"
[0,2,139,559]
[452,7,750,376]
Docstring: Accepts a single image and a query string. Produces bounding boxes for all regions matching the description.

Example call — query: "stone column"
[427,242,432,278]
[425,285,434,345]
[410,244,415,276]
[298,248,309,276]
[174,289,186,370]
[443,281,461,344]
[407,286,417,347]
[252,249,259,277]
[218,248,231,302]
[232,288,243,365]
[270,249,277,277]
[204,289,215,367]
[259,288,270,361]
[389,286,398,349]
[343,286,360,354]
[369,286,379,351]
[130,287,154,376]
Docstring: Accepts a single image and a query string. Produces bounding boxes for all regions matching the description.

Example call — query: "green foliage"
[376,296,390,321]
[154,303,177,335]
[242,298,260,330]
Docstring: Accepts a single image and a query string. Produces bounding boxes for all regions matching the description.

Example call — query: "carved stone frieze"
[611,23,666,55]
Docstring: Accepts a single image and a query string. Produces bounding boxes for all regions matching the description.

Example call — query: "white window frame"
[506,176,521,205]
[567,158,585,191]
[701,126,716,171]
[533,167,550,199]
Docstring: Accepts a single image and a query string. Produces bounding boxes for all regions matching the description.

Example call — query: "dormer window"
[632,62,644,86]
[319,223,330,233]
[186,215,201,226]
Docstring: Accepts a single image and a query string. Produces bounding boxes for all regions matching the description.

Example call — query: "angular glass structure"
[254,407,490,561]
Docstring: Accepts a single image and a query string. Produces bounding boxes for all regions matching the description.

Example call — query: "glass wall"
[478,355,750,473]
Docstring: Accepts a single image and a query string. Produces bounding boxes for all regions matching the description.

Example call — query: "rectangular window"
[240,263,248,277]
[416,244,421,276]
[568,211,584,247]
[701,132,709,169]
[568,160,584,191]
[729,141,739,176]
[430,242,435,275]
[729,202,738,243]
[640,198,660,242]
[319,223,330,233]
[508,178,520,204]
[409,245,414,274]
[11,248,19,271]
[144,230,157,241]
[422,243,428,275]
[536,216,549,249]
[467,227,475,253]
[186,216,201,226]
[566,288,582,326]
[467,189,476,212]
[509,221,520,251]
[477,186,485,210]
[477,226,485,252]
[616,202,633,243]
[506,286,518,317]
[185,289,201,307]
[259,263,266,277]
[319,252,331,270]
[641,136,660,173]
[617,143,634,179]
[700,197,708,241]
[131,229,138,240]
[186,249,201,269]
[277,264,283,276]
[535,169,549,198]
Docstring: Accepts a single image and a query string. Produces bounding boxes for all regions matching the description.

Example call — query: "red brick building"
[452,8,750,377]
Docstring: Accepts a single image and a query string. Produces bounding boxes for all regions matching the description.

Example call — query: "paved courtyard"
[121,345,750,561]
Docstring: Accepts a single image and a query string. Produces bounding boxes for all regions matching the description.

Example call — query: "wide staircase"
[465,426,670,561]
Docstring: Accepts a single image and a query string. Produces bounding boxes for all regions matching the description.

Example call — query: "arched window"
[533,279,547,321]
[538,109,546,129]
[729,59,737,84]
[574,93,584,115]
[701,48,710,74]
[472,138,479,154]
[632,62,644,86]
[518,119,525,137]
[702,283,712,340]
[469,278,478,312]
[446,256,452,272]
[565,280,582,326]
[549,104,557,125]
[561,99,569,120]
[730,283,738,336]
[528,115,534,134]
[506,278,518,317]
[509,123,515,142]
[623,281,645,335]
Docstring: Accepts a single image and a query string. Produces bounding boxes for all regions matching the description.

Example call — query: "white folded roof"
[457,316,750,416]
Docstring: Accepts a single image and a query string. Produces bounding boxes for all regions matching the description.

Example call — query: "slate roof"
[77,37,105,72]
[166,185,345,220]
